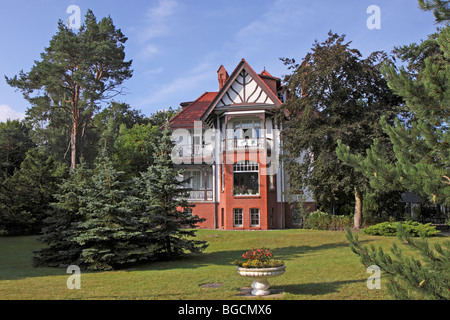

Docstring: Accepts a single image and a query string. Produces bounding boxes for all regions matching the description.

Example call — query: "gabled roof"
[200,59,282,122]
[169,59,283,130]
[169,91,218,129]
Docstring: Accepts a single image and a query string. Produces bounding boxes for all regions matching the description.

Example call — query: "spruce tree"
[135,125,208,260]
[33,161,91,267]
[71,150,150,270]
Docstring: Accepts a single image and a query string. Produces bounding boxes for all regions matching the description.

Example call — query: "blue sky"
[0,0,439,121]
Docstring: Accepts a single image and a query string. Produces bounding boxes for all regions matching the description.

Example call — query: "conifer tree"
[0,148,67,235]
[135,125,208,260]
[71,150,150,270]
[33,161,91,267]
[6,10,133,170]
[346,226,450,300]
[337,22,449,206]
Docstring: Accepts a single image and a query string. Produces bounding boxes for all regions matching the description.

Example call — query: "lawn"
[0,229,446,300]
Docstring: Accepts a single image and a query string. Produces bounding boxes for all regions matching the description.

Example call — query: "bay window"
[233,160,259,196]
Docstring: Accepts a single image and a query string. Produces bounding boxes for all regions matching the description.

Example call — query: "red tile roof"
[169,91,218,129]
[259,69,279,80]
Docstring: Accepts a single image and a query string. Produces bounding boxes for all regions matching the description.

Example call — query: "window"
[183,208,193,216]
[292,208,303,226]
[233,160,259,196]
[233,208,243,227]
[250,208,260,227]
[184,170,212,190]
[233,119,262,139]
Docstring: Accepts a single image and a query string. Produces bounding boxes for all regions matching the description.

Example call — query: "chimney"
[217,65,229,90]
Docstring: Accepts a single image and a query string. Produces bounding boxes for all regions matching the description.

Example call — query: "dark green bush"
[303,210,353,231]
[362,221,439,237]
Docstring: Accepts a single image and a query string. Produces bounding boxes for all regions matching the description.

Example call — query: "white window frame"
[250,208,260,227]
[233,160,259,196]
[233,208,243,227]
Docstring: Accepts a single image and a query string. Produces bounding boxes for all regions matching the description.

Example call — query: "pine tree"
[135,125,208,260]
[71,150,150,271]
[33,161,91,267]
[6,10,133,170]
[337,24,449,206]
[346,226,450,299]
[418,0,450,23]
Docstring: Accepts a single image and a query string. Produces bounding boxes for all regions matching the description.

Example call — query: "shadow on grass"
[273,279,363,296]
[137,240,358,272]
[0,234,372,281]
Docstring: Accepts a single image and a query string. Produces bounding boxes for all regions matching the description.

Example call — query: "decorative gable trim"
[217,69,274,107]
[200,59,282,122]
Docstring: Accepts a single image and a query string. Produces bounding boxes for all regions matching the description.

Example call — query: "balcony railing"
[225,138,265,151]
[174,138,273,158]
[188,190,213,201]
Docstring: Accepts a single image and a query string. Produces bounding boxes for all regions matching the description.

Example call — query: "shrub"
[362,221,439,237]
[303,210,353,231]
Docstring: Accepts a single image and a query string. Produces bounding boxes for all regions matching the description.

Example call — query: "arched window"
[233,160,259,196]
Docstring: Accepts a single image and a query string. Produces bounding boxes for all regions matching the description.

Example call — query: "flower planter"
[236,265,286,296]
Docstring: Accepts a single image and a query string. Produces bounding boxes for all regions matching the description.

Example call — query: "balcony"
[225,138,266,151]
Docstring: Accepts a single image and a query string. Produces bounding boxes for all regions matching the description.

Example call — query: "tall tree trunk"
[354,187,363,229]
[70,108,79,171]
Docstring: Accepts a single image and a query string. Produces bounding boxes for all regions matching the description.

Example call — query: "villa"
[169,59,315,230]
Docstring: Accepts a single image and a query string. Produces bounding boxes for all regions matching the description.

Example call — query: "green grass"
[0,229,447,300]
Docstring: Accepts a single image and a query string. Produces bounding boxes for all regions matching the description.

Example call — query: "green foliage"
[33,161,92,267]
[337,23,450,206]
[0,119,35,176]
[303,210,353,231]
[70,150,152,271]
[280,32,402,224]
[418,0,450,23]
[5,9,133,169]
[362,221,439,237]
[346,225,450,299]
[134,125,208,260]
[0,148,67,235]
[113,123,160,177]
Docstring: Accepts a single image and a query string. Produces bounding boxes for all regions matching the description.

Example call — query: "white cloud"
[138,43,160,59]
[0,104,26,122]
[137,61,215,107]
[135,0,179,60]
[227,0,314,58]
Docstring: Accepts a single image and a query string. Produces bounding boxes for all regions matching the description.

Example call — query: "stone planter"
[236,265,286,296]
